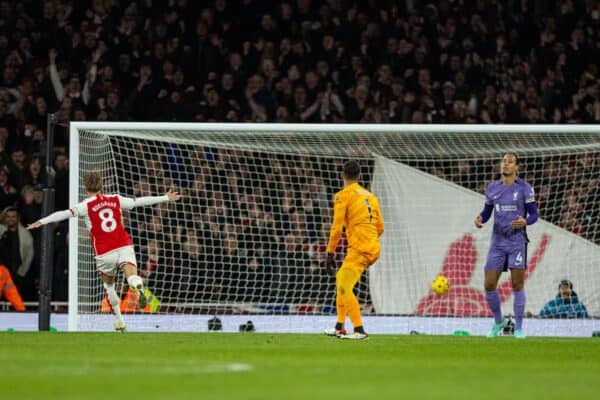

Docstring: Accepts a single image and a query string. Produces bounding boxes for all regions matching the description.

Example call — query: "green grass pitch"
[2,332,599,400]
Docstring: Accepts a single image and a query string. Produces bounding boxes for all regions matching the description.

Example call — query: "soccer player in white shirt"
[28,172,181,331]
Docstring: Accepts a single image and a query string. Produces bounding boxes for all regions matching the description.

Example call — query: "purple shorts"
[484,243,527,271]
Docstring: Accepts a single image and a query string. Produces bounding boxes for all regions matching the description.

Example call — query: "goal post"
[68,122,600,335]
[68,123,79,331]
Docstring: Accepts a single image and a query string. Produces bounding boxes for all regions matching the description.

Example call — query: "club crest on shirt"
[513,192,518,201]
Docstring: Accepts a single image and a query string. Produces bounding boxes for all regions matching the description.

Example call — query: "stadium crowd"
[0,0,599,308]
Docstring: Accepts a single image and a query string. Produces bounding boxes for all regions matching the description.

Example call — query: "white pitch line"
[6,362,253,376]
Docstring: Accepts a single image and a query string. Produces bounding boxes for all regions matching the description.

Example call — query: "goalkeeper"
[324,160,384,340]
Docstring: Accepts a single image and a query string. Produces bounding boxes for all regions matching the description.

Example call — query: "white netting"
[71,124,600,334]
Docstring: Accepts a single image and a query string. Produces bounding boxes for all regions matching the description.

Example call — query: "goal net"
[68,123,600,336]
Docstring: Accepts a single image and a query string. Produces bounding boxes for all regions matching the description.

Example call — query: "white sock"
[103,282,123,321]
[127,275,143,290]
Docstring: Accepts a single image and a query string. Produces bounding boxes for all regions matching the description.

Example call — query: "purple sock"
[485,290,503,324]
[513,290,526,330]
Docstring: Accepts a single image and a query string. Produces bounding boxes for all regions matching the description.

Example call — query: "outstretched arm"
[119,189,181,210]
[27,209,75,230]
[27,200,89,230]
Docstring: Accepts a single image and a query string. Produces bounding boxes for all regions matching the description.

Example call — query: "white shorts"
[95,246,137,276]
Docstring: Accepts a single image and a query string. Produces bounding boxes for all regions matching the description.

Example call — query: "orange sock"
[346,293,363,328]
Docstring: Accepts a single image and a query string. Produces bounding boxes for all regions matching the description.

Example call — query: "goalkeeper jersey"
[327,182,384,255]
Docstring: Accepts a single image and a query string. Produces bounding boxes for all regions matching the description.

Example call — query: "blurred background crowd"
[0,0,599,309]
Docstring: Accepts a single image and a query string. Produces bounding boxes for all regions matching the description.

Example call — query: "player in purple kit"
[474,153,538,339]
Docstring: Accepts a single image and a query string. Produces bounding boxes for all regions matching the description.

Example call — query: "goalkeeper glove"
[325,253,337,277]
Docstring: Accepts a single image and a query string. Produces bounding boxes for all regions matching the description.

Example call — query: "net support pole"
[67,123,80,331]
[38,113,56,331]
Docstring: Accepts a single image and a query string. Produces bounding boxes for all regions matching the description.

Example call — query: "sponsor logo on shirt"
[500,205,518,212]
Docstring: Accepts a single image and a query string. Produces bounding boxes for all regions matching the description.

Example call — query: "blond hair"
[83,172,103,193]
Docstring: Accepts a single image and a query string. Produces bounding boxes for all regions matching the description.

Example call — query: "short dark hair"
[559,279,573,290]
[504,152,519,165]
[1,206,18,223]
[342,160,360,180]
[3,206,17,214]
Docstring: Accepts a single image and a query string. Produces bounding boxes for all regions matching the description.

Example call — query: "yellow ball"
[431,275,449,295]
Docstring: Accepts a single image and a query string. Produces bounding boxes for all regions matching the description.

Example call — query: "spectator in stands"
[219,232,243,301]
[52,221,68,302]
[180,229,206,300]
[0,166,18,209]
[1,0,599,128]
[126,61,160,121]
[0,0,598,310]
[0,206,34,300]
[19,184,42,288]
[539,279,589,319]
[276,232,311,302]
[17,184,41,226]
[53,151,68,210]
[302,231,332,308]
[25,155,46,187]
[0,127,8,160]
[140,238,161,286]
[8,148,28,190]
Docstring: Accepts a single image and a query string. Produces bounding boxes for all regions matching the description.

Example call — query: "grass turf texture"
[2,332,599,400]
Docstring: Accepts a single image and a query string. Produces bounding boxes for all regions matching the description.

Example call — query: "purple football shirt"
[485,178,535,246]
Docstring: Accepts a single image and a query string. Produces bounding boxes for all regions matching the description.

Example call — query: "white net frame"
[68,123,600,335]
